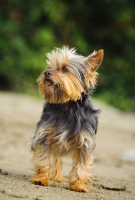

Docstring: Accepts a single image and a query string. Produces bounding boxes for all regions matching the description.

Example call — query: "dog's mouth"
[45,78,54,86]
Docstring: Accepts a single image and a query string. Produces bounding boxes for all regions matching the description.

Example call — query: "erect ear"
[87,49,104,71]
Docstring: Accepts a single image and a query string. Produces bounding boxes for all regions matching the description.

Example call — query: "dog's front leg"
[31,143,50,186]
[69,146,94,193]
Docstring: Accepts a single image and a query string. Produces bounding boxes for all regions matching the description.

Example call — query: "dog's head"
[37,46,104,103]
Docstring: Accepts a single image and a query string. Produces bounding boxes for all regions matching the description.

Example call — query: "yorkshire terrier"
[31,46,104,192]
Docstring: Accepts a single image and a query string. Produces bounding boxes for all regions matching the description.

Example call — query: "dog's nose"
[44,71,52,78]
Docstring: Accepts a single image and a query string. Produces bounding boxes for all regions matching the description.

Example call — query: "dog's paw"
[69,180,89,193]
[31,175,50,186]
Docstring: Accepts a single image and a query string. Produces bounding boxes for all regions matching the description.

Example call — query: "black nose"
[44,71,52,78]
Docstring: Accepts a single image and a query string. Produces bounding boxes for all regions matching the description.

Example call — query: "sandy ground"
[0,92,135,200]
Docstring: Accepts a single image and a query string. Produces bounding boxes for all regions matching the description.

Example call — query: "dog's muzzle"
[44,71,53,78]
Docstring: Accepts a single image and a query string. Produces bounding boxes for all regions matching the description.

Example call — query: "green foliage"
[0,0,135,111]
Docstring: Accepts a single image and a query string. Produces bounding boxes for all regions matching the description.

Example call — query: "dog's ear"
[87,50,104,71]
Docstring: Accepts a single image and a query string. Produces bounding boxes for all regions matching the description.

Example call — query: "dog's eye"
[62,66,68,73]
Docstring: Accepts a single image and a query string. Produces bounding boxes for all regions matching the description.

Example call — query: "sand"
[0,92,135,200]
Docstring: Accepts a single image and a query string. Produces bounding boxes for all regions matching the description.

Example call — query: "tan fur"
[69,179,89,193]
[32,46,104,192]
[85,50,104,89]
[69,141,94,192]
[32,130,95,192]
[51,155,64,182]
[37,47,104,103]
[31,144,50,186]
[37,69,84,103]
[87,49,104,72]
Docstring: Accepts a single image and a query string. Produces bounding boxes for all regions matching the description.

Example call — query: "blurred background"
[0,1,135,199]
[0,0,135,111]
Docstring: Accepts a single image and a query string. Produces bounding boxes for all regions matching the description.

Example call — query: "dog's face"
[37,47,104,103]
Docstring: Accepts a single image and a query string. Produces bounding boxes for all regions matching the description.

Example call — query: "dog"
[31,46,104,192]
